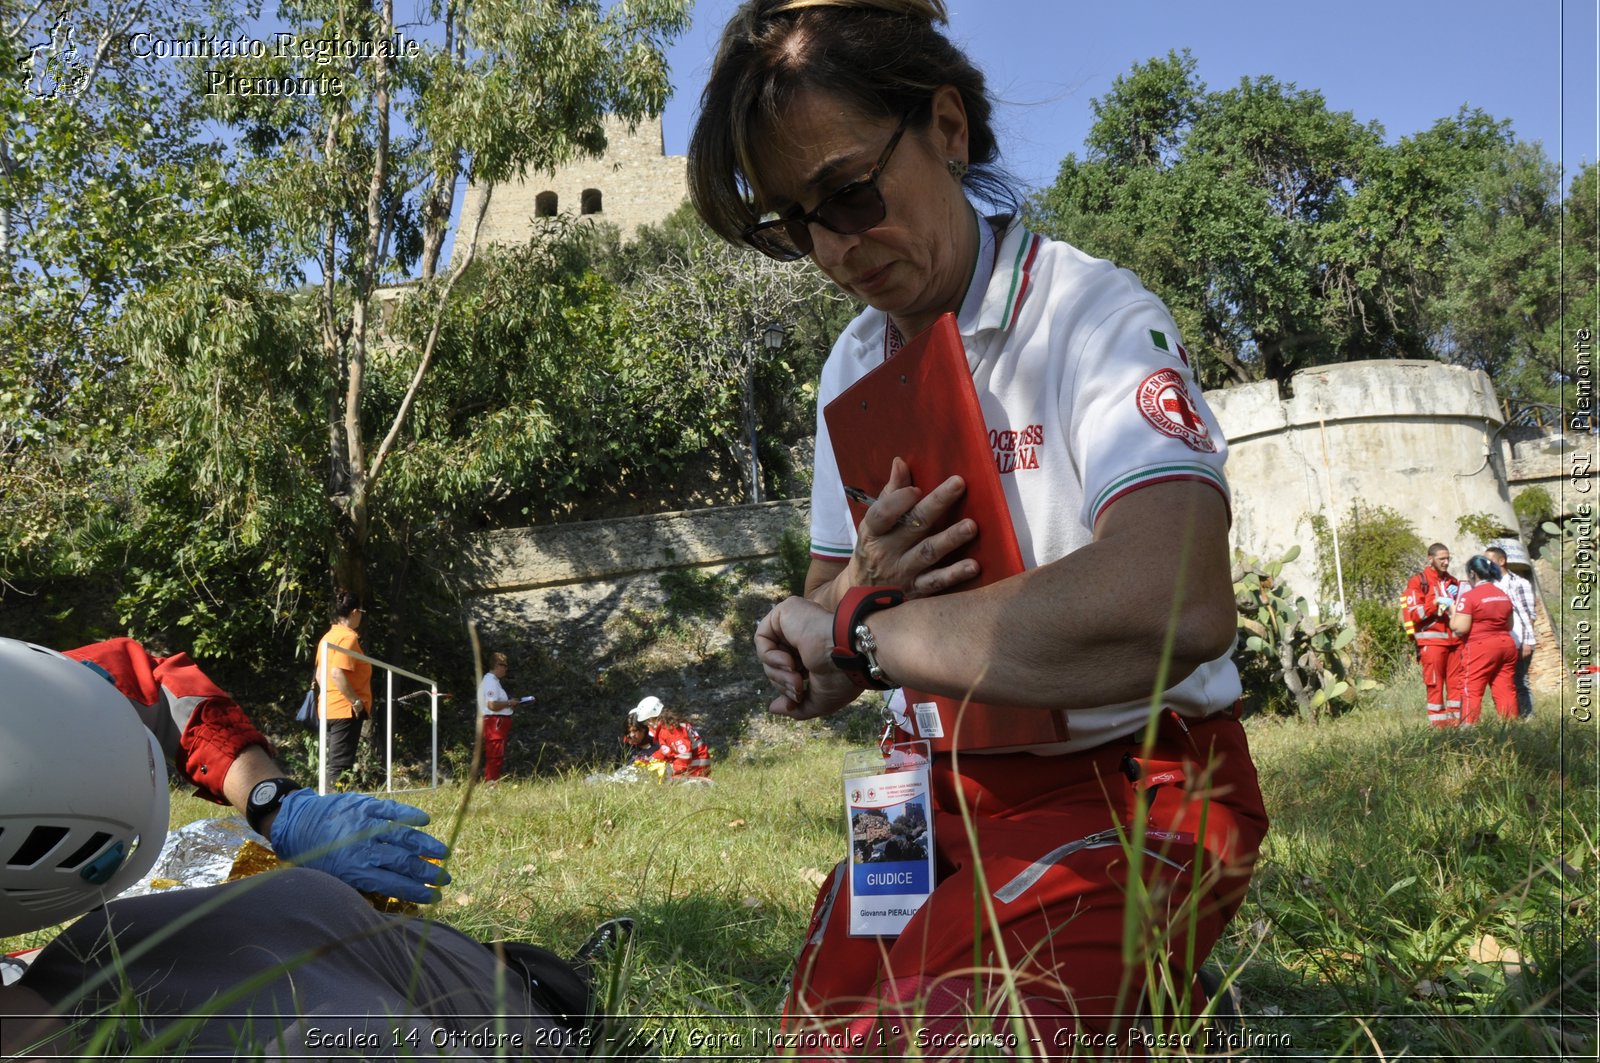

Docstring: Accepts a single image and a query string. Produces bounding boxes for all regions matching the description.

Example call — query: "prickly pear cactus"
[1232,545,1376,720]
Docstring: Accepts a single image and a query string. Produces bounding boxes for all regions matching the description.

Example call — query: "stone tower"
[456,114,688,256]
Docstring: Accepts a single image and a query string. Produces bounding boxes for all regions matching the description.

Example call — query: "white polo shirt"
[809,214,1241,753]
[478,672,512,718]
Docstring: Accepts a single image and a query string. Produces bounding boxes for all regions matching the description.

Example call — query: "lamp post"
[746,321,786,504]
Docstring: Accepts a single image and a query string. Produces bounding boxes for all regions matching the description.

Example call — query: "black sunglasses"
[742,109,916,262]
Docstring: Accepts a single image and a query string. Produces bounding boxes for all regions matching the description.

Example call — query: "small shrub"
[1350,596,1416,683]
[660,567,736,619]
[774,520,812,598]
[1513,485,1556,531]
[1456,510,1514,547]
[1307,501,1425,604]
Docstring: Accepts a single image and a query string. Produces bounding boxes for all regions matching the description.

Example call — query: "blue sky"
[660,0,1598,195]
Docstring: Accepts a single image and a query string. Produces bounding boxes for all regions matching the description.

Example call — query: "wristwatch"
[830,586,905,689]
[245,776,303,837]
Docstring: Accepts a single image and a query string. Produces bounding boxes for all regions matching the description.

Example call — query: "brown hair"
[490,652,509,668]
[688,0,1016,245]
[332,588,362,621]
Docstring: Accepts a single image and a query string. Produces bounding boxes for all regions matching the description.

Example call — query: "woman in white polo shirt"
[687,0,1267,1046]
[477,651,520,781]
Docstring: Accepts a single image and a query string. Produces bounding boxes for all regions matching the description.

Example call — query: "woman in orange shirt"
[315,589,372,778]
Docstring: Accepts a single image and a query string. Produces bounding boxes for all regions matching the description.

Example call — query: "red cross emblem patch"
[1136,369,1216,452]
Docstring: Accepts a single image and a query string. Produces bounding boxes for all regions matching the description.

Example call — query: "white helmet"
[0,638,169,936]
[630,695,664,723]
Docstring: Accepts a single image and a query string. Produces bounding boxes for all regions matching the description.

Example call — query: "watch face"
[250,780,281,807]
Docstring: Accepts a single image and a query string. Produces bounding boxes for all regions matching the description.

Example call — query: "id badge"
[842,741,934,937]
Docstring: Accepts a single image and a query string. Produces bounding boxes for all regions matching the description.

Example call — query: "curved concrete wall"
[1206,360,1517,606]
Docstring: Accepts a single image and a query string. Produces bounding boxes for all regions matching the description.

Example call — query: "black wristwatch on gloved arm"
[246,777,303,837]
[830,586,905,689]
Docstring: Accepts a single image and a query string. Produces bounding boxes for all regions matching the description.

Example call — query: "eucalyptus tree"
[0,0,227,582]
[131,0,689,594]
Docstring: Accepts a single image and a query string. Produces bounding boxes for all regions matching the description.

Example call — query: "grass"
[1218,692,1598,1059]
[6,688,1596,1059]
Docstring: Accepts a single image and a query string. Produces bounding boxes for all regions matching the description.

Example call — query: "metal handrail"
[316,640,439,796]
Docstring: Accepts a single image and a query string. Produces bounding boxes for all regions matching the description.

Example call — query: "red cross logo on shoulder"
[1136,369,1216,452]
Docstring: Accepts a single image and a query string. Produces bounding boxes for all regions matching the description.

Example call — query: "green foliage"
[1233,545,1376,720]
[1455,511,1514,549]
[1512,486,1555,532]
[1026,52,1567,400]
[774,521,813,598]
[1308,501,1426,605]
[0,0,240,582]
[1350,596,1417,683]
[180,0,693,588]
[659,568,737,621]
[1305,504,1425,685]
[1420,141,1567,405]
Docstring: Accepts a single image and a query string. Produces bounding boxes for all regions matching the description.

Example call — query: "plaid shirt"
[1494,570,1538,648]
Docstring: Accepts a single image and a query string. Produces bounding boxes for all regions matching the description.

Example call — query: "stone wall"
[468,499,805,630]
[1206,359,1564,691]
[456,114,687,259]
[1206,360,1518,598]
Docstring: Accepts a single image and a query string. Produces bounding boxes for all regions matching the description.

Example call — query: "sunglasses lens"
[746,217,811,260]
[815,182,885,234]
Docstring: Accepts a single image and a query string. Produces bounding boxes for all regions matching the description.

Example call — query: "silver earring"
[947,159,968,178]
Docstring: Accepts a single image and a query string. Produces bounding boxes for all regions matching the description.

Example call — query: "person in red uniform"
[1403,543,1465,728]
[1450,556,1521,725]
[688,1,1266,1048]
[63,637,448,899]
[649,708,712,778]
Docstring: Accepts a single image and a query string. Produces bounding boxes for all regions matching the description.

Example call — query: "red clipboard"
[823,313,1071,751]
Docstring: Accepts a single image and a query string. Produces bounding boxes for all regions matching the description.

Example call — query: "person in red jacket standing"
[1403,543,1464,728]
[1451,555,1521,725]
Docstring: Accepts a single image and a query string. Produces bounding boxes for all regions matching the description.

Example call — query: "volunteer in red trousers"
[1450,555,1521,725]
[1403,543,1464,728]
[688,0,1266,1051]
[477,650,522,781]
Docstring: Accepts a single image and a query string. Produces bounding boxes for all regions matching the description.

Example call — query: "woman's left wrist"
[830,586,905,689]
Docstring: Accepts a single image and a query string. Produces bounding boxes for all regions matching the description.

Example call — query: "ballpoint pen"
[842,485,925,529]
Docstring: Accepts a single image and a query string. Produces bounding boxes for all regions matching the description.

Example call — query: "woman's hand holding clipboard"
[838,457,981,600]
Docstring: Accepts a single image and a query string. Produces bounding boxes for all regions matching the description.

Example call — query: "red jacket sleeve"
[66,637,273,803]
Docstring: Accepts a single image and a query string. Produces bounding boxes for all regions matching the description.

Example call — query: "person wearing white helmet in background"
[628,694,666,739]
[0,638,619,1059]
[630,695,712,779]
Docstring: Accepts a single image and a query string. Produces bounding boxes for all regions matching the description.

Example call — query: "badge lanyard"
[842,740,934,937]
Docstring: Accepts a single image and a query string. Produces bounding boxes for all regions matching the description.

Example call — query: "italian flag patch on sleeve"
[1149,329,1190,368]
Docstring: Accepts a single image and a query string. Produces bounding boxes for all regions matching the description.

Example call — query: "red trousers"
[1460,635,1518,725]
[783,715,1268,1057]
[1418,639,1464,728]
[481,715,513,780]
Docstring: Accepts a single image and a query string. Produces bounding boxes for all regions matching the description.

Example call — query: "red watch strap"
[830,586,905,688]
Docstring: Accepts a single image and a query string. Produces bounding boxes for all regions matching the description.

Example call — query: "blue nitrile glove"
[269,790,451,904]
